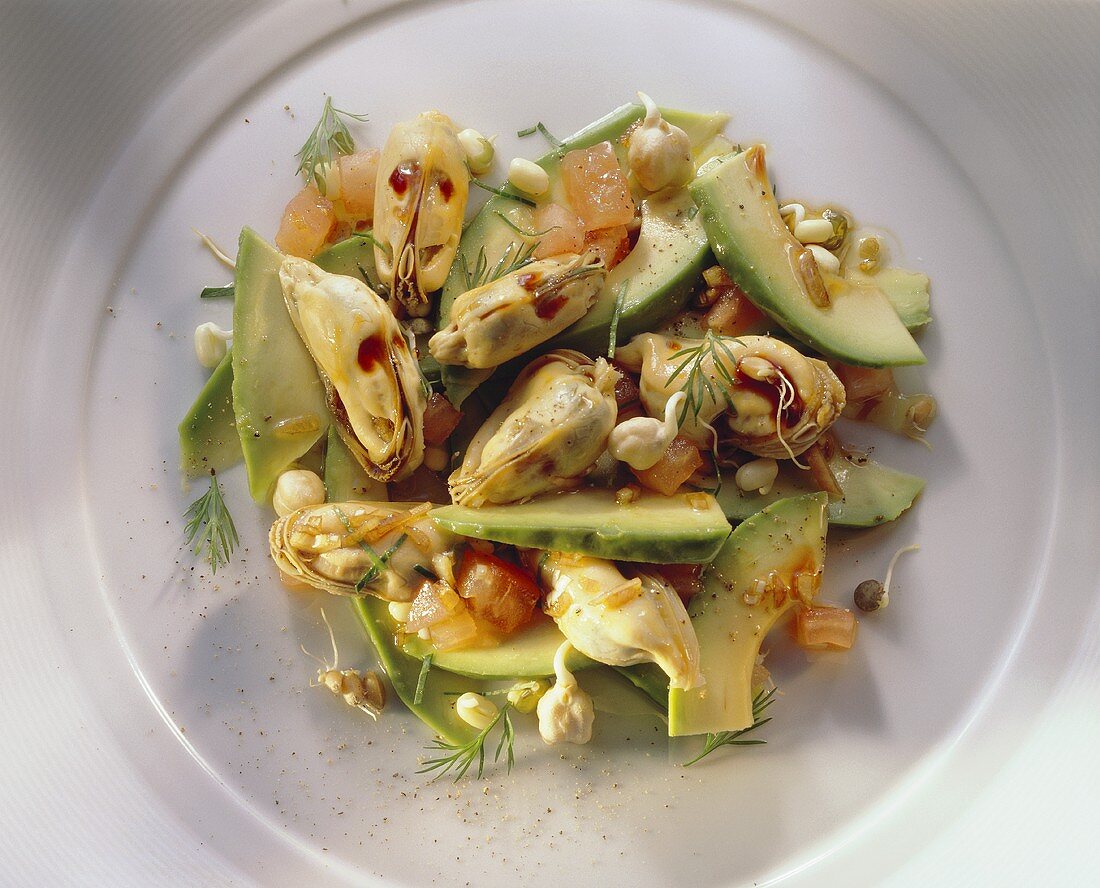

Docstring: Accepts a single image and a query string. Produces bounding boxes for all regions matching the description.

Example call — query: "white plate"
[2,1,1098,885]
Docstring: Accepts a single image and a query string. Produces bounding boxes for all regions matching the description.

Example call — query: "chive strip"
[413,653,433,705]
[413,563,438,580]
[199,284,234,300]
[607,281,629,359]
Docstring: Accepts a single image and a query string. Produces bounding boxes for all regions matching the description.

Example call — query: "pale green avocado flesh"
[325,429,479,745]
[439,103,728,406]
[232,228,329,501]
[313,232,382,288]
[178,348,242,476]
[689,149,925,367]
[717,448,924,528]
[669,493,828,736]
[401,617,593,679]
[431,489,732,564]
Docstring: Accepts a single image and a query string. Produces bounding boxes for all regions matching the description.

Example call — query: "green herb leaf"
[470,177,536,208]
[294,96,368,196]
[199,284,234,300]
[669,330,745,426]
[682,687,777,766]
[413,563,438,580]
[607,281,629,359]
[413,653,433,706]
[183,470,239,574]
[516,122,563,149]
[460,239,540,291]
[354,532,409,592]
[493,212,559,240]
[419,703,517,782]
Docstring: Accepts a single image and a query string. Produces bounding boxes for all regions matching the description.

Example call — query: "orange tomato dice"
[455,550,540,635]
[792,605,858,651]
[532,202,586,258]
[334,149,380,222]
[583,225,631,270]
[631,436,704,496]
[561,141,636,230]
[276,185,336,258]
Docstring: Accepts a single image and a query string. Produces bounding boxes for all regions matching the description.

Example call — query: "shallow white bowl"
[2,1,1097,885]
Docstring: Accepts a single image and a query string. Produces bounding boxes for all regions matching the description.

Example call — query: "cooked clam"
[539,552,703,690]
[280,257,425,481]
[616,333,845,460]
[428,253,606,369]
[373,111,469,317]
[270,501,455,601]
[449,350,619,506]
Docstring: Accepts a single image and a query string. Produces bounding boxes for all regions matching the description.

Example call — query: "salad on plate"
[179,93,934,779]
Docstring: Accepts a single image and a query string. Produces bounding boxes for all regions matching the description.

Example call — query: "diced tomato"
[561,141,636,230]
[333,149,379,222]
[583,225,631,270]
[704,287,767,337]
[631,436,704,496]
[532,202,586,258]
[405,581,479,651]
[792,605,858,651]
[455,549,540,635]
[648,563,703,605]
[423,392,462,446]
[276,185,336,258]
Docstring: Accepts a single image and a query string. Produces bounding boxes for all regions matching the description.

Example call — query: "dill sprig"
[294,96,368,195]
[183,470,239,574]
[493,211,559,239]
[460,239,539,291]
[668,330,745,426]
[470,177,536,208]
[682,687,777,766]
[419,703,516,782]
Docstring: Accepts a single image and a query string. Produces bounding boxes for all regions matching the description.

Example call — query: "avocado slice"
[178,347,242,476]
[717,449,924,528]
[668,493,828,736]
[849,266,931,330]
[313,232,382,289]
[431,489,731,564]
[321,425,387,502]
[232,228,329,501]
[323,428,479,744]
[689,148,925,367]
[546,188,711,354]
[401,617,593,679]
[439,103,728,406]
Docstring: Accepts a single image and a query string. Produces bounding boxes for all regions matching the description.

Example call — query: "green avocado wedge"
[314,232,382,289]
[716,448,924,528]
[232,228,329,501]
[546,188,710,354]
[430,489,731,564]
[324,427,478,745]
[178,348,242,476]
[669,494,828,736]
[401,617,593,679]
[689,148,925,367]
[439,103,728,406]
[849,266,931,330]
